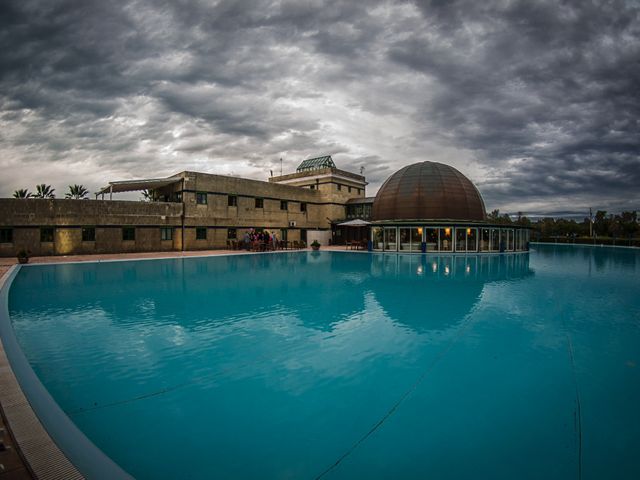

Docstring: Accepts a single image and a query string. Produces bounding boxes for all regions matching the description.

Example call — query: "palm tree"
[13,188,32,198]
[141,189,154,201]
[33,184,55,198]
[65,184,89,199]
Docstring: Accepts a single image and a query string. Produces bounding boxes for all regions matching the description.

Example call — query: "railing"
[536,237,640,248]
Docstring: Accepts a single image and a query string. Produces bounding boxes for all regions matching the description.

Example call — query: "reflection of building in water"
[366,253,534,331]
[367,161,530,253]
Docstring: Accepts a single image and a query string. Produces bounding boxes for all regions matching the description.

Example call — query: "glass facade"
[425,228,438,252]
[371,225,529,253]
[383,228,397,251]
[480,228,490,252]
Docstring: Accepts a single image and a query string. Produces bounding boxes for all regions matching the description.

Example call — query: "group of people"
[243,229,278,251]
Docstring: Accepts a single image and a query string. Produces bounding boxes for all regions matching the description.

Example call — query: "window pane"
[122,227,135,241]
[300,202,307,212]
[480,228,490,251]
[467,228,478,251]
[490,229,500,251]
[82,227,95,242]
[372,227,383,250]
[455,228,467,252]
[0,228,13,243]
[439,227,453,251]
[384,228,397,251]
[255,198,263,208]
[399,228,411,251]
[196,228,207,240]
[41,228,54,242]
[228,195,237,207]
[425,228,438,251]
[196,192,207,204]
[280,200,288,210]
[227,228,237,239]
[410,227,422,251]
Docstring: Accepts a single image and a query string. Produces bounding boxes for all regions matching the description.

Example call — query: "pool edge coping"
[0,266,131,480]
[0,265,81,479]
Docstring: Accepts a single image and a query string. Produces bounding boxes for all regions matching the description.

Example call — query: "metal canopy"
[296,155,336,172]
[97,176,182,195]
[337,219,371,227]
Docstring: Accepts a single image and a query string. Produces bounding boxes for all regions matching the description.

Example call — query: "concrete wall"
[0,170,360,256]
[0,199,183,257]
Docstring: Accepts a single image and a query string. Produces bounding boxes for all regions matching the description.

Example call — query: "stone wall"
[0,171,360,256]
[0,199,183,257]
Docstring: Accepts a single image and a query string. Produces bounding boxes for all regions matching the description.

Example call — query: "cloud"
[0,0,638,214]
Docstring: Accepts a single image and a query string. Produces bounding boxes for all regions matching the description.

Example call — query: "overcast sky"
[1,0,638,215]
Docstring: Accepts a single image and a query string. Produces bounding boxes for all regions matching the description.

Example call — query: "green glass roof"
[296,155,336,172]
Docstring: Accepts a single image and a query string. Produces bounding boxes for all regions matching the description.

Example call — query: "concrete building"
[0,156,367,257]
[0,157,529,257]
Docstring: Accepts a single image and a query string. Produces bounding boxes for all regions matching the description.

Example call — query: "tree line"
[13,184,89,199]
[487,209,639,239]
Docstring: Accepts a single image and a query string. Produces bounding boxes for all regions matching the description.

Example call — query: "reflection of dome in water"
[372,161,486,222]
[366,254,533,331]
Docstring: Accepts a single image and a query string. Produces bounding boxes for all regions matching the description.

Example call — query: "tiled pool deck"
[2,247,362,479]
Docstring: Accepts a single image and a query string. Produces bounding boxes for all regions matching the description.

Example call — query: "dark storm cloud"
[0,0,638,214]
[391,0,640,213]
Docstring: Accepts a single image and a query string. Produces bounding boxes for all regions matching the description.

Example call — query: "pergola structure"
[96,176,182,200]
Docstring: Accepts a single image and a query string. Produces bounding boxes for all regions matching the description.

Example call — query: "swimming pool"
[2,245,640,479]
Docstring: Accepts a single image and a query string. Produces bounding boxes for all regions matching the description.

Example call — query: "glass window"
[161,228,173,241]
[228,195,237,207]
[41,227,54,243]
[480,228,490,251]
[280,228,288,241]
[0,228,13,243]
[490,229,500,251]
[122,227,135,241]
[280,200,288,210]
[255,198,264,208]
[411,227,422,252]
[300,229,307,243]
[372,227,384,250]
[399,228,411,251]
[227,228,236,240]
[357,188,361,194]
[300,202,307,212]
[196,227,207,240]
[425,228,438,251]
[348,186,352,193]
[467,228,478,252]
[337,184,342,191]
[455,228,467,252]
[173,192,183,203]
[500,229,508,252]
[310,185,315,190]
[196,192,207,205]
[384,227,397,251]
[439,227,453,251]
[82,227,96,242]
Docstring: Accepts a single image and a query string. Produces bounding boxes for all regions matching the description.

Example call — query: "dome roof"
[371,161,486,222]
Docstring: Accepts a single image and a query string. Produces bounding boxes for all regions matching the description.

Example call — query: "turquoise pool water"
[4,245,640,479]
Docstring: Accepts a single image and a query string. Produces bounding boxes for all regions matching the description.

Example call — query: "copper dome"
[371,162,486,222]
